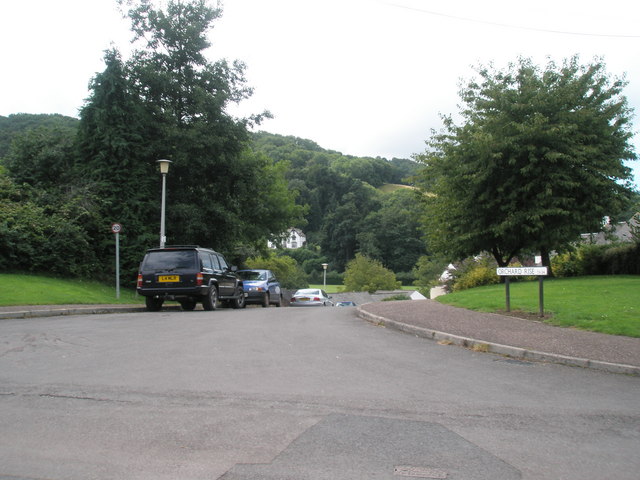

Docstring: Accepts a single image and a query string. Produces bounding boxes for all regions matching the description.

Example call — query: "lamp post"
[157,159,172,248]
[322,263,328,289]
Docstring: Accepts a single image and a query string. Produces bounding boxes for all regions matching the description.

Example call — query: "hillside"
[0,113,79,157]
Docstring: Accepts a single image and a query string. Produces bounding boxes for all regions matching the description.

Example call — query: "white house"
[268,228,307,249]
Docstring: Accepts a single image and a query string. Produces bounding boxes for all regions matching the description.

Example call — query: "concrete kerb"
[0,306,147,320]
[357,307,640,376]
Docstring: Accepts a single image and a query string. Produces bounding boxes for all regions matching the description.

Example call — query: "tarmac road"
[0,305,639,479]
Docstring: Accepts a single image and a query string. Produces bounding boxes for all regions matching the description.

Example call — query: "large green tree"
[77,48,157,274]
[76,0,302,273]
[415,56,636,271]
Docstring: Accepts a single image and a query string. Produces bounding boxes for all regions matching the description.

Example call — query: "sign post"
[111,223,122,299]
[496,267,548,317]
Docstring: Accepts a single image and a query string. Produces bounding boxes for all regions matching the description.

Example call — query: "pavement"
[1,299,638,375]
[358,299,640,376]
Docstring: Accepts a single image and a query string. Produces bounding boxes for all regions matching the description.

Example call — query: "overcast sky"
[2,0,639,184]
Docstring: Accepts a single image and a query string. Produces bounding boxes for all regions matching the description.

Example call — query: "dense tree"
[415,56,636,272]
[77,48,158,274]
[3,124,78,189]
[320,182,381,271]
[357,188,426,273]
[250,132,422,272]
[331,156,393,187]
[0,114,78,158]
[0,172,98,277]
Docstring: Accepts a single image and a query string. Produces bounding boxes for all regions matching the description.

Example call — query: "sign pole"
[115,232,120,299]
[539,275,544,317]
[505,276,510,312]
[496,266,548,317]
[111,223,122,299]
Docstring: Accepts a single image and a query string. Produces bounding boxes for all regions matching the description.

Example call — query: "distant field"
[378,183,415,193]
[308,284,343,294]
[437,275,640,337]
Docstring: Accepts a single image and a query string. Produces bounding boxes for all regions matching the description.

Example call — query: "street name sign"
[496,267,548,276]
[497,266,548,317]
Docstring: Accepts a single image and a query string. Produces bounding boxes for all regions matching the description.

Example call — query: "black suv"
[137,246,246,311]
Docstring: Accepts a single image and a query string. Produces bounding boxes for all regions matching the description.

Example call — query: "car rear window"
[239,271,266,281]
[142,250,197,271]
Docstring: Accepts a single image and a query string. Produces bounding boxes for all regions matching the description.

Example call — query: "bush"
[601,243,640,274]
[245,254,308,289]
[552,242,640,277]
[412,254,449,289]
[446,255,500,292]
[0,193,97,278]
[551,249,582,277]
[343,253,401,293]
[453,264,500,291]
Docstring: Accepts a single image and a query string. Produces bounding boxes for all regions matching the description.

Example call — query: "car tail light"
[313,297,321,301]
[290,297,296,302]
[137,274,143,288]
[196,273,204,286]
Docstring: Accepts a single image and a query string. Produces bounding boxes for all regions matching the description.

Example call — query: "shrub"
[343,253,401,293]
[452,263,500,291]
[245,254,308,289]
[381,294,411,301]
[552,242,640,277]
[442,255,500,292]
[551,250,582,277]
[412,254,449,291]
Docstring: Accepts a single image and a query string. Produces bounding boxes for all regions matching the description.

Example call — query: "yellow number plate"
[158,275,180,282]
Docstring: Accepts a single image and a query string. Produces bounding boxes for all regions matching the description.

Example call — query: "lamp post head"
[322,263,328,270]
[157,158,172,174]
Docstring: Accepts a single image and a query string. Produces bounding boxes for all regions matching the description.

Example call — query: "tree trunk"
[540,247,554,277]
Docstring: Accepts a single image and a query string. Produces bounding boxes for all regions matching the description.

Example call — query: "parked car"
[136,245,246,312]
[290,288,333,307]
[237,269,283,307]
[335,301,357,307]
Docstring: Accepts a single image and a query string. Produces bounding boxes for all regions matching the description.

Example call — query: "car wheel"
[202,286,219,311]
[262,292,270,308]
[232,287,246,309]
[179,298,197,311]
[145,296,163,312]
[274,294,282,307]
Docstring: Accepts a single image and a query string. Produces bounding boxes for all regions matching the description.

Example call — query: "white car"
[290,288,333,306]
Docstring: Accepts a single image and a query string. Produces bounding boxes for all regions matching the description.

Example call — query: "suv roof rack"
[159,245,201,249]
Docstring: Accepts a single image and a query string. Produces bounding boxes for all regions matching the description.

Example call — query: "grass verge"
[0,273,143,306]
[436,275,640,337]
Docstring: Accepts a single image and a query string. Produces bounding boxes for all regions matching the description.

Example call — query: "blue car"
[237,269,283,307]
